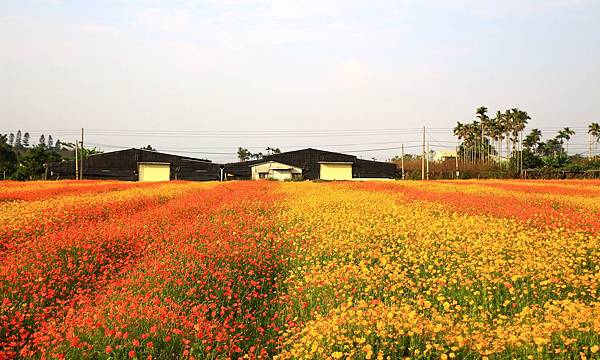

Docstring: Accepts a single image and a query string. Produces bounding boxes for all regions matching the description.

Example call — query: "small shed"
[250,161,302,181]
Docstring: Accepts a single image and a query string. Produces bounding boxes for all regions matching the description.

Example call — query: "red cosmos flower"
[105,345,113,354]
[128,350,136,358]
[2,182,294,358]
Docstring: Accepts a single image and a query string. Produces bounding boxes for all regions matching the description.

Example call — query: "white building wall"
[250,161,302,180]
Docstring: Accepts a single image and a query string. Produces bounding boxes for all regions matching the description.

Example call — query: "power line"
[86,141,422,155]
[345,145,422,153]
[1,125,592,134]
[84,132,435,139]
[87,142,236,155]
[88,140,423,150]
[84,127,452,134]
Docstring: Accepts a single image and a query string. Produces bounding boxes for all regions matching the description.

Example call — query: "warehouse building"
[47,148,221,181]
[224,148,396,181]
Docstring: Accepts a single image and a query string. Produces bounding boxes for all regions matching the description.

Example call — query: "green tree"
[467,121,480,163]
[476,107,489,162]
[453,122,468,162]
[23,132,30,147]
[512,109,529,171]
[12,144,61,180]
[82,146,102,157]
[237,146,282,161]
[0,134,18,178]
[14,130,22,149]
[493,111,505,163]
[141,145,156,151]
[237,147,252,161]
[521,148,543,169]
[503,109,513,162]
[557,127,575,153]
[523,129,542,152]
[588,122,600,158]
[265,147,281,155]
[250,151,264,160]
[455,107,532,168]
[540,136,563,159]
[39,134,46,146]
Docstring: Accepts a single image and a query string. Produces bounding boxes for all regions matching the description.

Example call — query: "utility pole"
[589,133,593,161]
[75,140,79,180]
[455,143,459,179]
[80,128,84,180]
[519,131,523,178]
[426,141,430,180]
[481,124,484,164]
[401,144,405,180]
[421,127,425,180]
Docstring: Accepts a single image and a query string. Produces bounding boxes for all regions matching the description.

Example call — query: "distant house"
[433,149,457,162]
[47,148,221,181]
[225,148,396,181]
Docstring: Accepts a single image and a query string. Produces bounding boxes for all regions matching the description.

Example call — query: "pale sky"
[1,0,599,162]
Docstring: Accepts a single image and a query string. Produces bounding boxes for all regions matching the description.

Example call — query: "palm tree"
[476,107,489,163]
[523,128,542,151]
[543,138,562,158]
[503,109,513,163]
[470,121,481,163]
[453,122,467,163]
[487,117,499,163]
[453,121,465,140]
[558,127,576,153]
[493,111,505,164]
[482,116,496,163]
[588,122,600,158]
[512,109,529,172]
[509,108,528,155]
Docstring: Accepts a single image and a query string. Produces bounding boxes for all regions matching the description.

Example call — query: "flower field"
[1,180,599,359]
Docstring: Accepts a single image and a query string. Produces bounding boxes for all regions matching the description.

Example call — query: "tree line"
[453,107,600,173]
[0,130,105,180]
[236,147,281,161]
[1,131,65,180]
